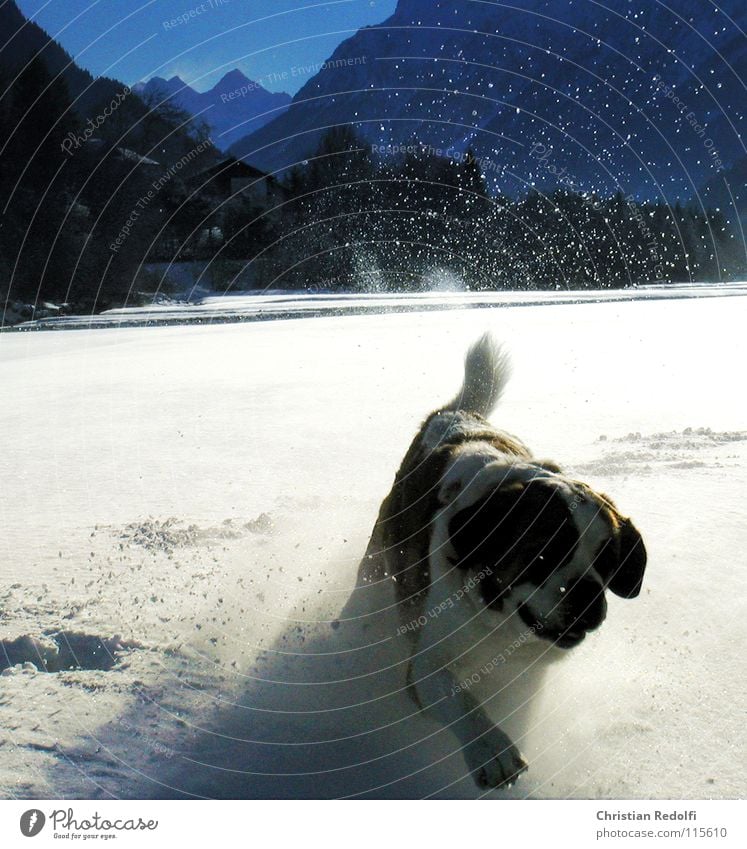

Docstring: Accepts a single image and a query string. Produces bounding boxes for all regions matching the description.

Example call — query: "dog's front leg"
[409,647,527,789]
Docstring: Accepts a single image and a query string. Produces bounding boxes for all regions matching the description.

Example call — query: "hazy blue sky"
[16,0,397,92]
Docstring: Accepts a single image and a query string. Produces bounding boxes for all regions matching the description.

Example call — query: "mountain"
[134,70,291,151]
[0,0,126,113]
[231,0,746,213]
[0,1,222,310]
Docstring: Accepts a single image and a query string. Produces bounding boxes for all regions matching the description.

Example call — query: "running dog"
[360,334,647,788]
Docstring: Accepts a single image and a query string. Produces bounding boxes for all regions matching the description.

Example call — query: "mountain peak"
[216,69,252,89]
[131,68,290,152]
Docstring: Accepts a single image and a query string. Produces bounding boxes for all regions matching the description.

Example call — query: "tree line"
[244,125,745,291]
[0,56,216,315]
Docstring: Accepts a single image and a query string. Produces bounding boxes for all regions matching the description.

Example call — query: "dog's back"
[360,334,531,606]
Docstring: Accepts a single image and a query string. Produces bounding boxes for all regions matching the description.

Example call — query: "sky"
[15,0,398,93]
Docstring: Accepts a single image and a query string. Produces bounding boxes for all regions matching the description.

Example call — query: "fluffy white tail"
[443,333,510,416]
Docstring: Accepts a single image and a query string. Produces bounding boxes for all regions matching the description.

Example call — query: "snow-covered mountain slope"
[135,70,291,151]
[1,293,745,799]
[232,0,745,211]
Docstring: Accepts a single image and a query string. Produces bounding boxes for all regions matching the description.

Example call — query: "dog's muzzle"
[519,577,608,649]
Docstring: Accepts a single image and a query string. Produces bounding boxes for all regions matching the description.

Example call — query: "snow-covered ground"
[8,282,747,331]
[0,292,745,799]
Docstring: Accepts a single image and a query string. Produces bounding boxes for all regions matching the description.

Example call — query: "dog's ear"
[595,515,647,598]
[615,517,647,598]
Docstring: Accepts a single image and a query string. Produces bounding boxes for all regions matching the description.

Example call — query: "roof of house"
[190,157,278,190]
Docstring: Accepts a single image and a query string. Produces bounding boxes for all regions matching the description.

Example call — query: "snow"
[0,292,745,799]
[10,282,747,330]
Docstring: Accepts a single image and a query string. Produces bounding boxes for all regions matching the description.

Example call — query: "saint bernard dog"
[359,333,647,789]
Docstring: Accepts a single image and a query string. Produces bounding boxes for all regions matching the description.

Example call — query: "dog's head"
[441,462,646,649]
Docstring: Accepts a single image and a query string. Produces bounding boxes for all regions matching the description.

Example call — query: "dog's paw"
[465,737,528,789]
[477,749,528,789]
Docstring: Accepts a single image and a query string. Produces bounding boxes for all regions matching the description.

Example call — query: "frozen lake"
[7,282,747,331]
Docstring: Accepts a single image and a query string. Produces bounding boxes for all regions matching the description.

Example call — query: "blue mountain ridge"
[230,0,745,218]
[134,70,291,151]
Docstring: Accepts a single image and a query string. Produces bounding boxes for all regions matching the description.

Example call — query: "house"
[188,157,286,209]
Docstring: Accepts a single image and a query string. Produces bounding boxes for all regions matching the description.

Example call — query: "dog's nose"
[565,577,607,630]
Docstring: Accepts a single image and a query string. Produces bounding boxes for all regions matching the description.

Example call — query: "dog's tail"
[443,332,510,417]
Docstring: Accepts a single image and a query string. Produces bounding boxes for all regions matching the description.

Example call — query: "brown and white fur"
[358,333,647,789]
